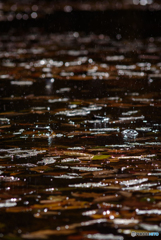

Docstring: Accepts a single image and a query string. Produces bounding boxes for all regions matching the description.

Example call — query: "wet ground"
[1,1,161,240]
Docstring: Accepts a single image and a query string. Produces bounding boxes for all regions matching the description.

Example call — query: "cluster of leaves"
[0,31,161,240]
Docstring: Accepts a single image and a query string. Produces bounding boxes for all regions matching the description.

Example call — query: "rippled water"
[0,30,161,239]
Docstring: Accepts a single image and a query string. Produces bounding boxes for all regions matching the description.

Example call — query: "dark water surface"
[0,29,161,240]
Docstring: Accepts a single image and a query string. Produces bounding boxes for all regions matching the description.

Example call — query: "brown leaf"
[30,166,53,173]
[21,229,75,239]
[71,192,102,199]
[92,169,118,178]
[93,195,121,203]
[6,206,32,213]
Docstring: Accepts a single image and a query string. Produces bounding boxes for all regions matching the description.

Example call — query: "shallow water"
[0,30,161,240]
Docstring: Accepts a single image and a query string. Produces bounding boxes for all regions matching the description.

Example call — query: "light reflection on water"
[0,31,161,239]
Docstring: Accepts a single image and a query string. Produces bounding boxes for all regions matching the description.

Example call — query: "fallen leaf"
[92,155,110,160]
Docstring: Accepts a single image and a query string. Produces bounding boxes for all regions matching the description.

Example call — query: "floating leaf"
[71,192,102,199]
[30,166,53,173]
[22,229,75,239]
[93,195,121,203]
[92,155,110,160]
[6,206,32,213]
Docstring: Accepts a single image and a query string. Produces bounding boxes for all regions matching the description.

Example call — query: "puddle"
[0,6,161,240]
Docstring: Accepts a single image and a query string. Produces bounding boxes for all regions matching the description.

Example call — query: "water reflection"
[0,31,161,240]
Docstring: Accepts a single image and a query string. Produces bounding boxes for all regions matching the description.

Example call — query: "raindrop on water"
[122,129,139,139]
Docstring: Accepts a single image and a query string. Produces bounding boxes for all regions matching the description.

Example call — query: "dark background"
[1,0,161,38]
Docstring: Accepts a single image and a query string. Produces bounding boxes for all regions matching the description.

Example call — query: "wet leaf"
[1,27,161,240]
[21,229,75,239]
[6,206,32,213]
[71,192,102,199]
[40,195,66,203]
[92,169,118,178]
[33,198,90,211]
[92,155,110,160]
[93,195,121,203]
[29,166,53,173]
